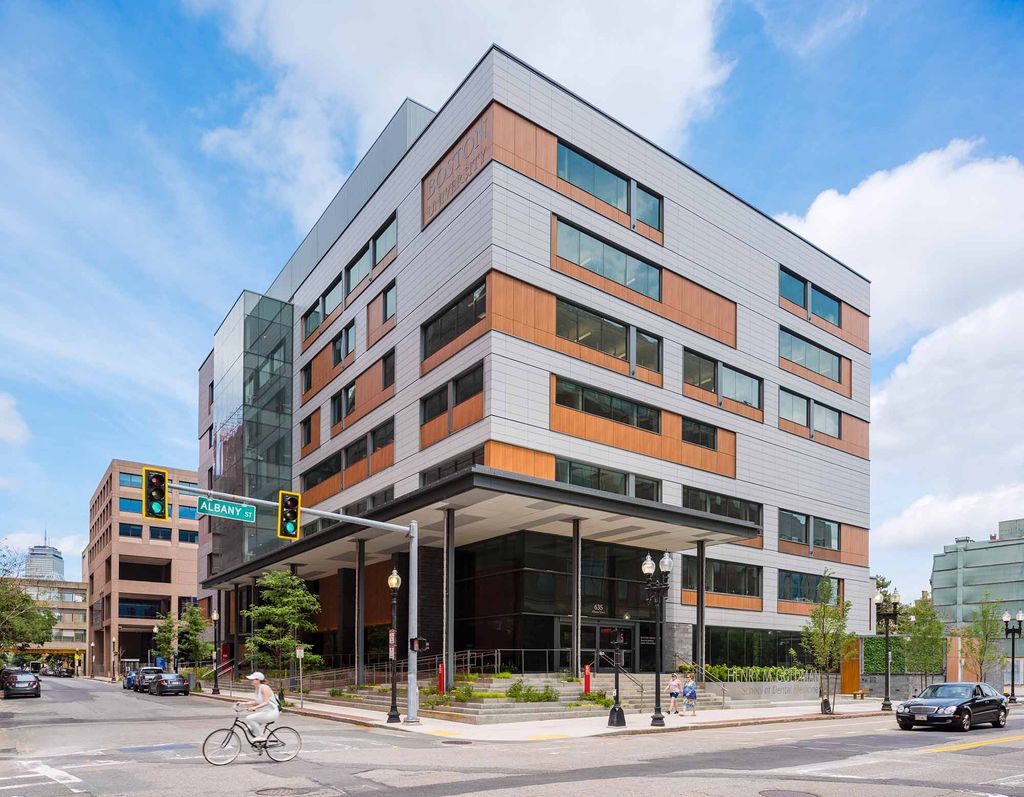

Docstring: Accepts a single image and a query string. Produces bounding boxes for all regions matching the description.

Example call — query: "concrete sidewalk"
[193,689,887,742]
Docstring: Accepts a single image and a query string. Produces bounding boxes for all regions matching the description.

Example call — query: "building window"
[345,246,372,294]
[682,557,762,597]
[556,299,627,361]
[420,446,485,487]
[383,282,397,321]
[555,459,627,495]
[779,389,809,427]
[780,329,840,382]
[300,417,312,447]
[813,518,840,550]
[421,385,448,423]
[778,570,841,604]
[332,321,355,366]
[118,523,143,538]
[779,267,806,308]
[778,509,808,544]
[302,303,321,340]
[207,467,213,488]
[345,485,395,516]
[323,272,345,316]
[684,350,717,393]
[179,505,198,520]
[682,418,717,449]
[454,363,483,404]
[344,437,367,467]
[149,527,171,541]
[119,498,142,514]
[636,330,661,372]
[207,426,214,448]
[554,377,660,433]
[634,476,661,502]
[374,216,397,264]
[302,453,340,490]
[343,381,356,417]
[179,530,199,544]
[301,363,312,393]
[381,349,395,389]
[372,418,394,451]
[208,381,214,408]
[635,185,663,231]
[556,220,661,301]
[330,392,343,426]
[556,142,628,212]
[721,364,762,409]
[811,285,841,326]
[119,472,142,488]
[422,280,486,360]
[812,403,840,438]
[683,486,761,525]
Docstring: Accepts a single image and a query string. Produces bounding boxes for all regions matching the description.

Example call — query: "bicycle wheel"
[264,726,301,762]
[202,728,242,766]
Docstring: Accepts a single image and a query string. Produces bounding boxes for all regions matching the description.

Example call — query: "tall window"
[383,282,397,321]
[778,570,840,604]
[343,381,356,417]
[324,274,345,316]
[683,486,761,525]
[554,377,660,433]
[634,476,661,502]
[330,391,344,426]
[301,453,340,490]
[779,389,809,426]
[635,185,663,231]
[636,331,661,372]
[381,349,395,389]
[811,286,841,326]
[345,246,372,294]
[779,329,840,382]
[344,437,367,467]
[555,299,627,360]
[721,365,761,409]
[422,280,486,359]
[556,220,661,301]
[556,143,628,212]
[778,509,808,544]
[682,418,717,449]
[421,385,448,423]
[813,403,840,437]
[301,363,312,393]
[454,363,483,404]
[682,557,762,597]
[779,267,806,308]
[300,417,312,447]
[302,304,321,340]
[813,518,840,550]
[374,216,397,264]
[332,321,355,366]
[119,472,142,488]
[684,350,717,392]
[372,418,394,451]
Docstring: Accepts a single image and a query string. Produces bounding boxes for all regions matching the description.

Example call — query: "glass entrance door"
[560,621,638,672]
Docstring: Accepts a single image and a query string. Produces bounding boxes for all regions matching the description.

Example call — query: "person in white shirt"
[235,672,279,742]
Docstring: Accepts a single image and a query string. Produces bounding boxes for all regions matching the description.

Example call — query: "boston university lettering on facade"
[422,107,493,226]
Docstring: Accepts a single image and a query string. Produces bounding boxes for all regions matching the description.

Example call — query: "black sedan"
[3,672,42,699]
[896,682,1008,732]
[148,673,189,696]
[133,667,164,693]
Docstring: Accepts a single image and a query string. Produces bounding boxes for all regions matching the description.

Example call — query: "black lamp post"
[873,589,901,712]
[642,552,673,728]
[1003,610,1023,704]
[607,629,626,727]
[387,568,402,724]
[211,609,221,695]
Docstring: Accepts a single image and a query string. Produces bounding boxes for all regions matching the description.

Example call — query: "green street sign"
[197,496,256,524]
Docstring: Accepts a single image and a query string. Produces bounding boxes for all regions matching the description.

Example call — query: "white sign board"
[295,647,305,660]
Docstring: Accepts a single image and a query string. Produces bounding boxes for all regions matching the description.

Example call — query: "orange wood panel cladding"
[342,358,396,430]
[548,376,736,478]
[777,599,815,616]
[419,413,449,450]
[483,441,556,480]
[370,442,394,476]
[840,525,869,567]
[366,290,396,348]
[300,408,321,459]
[302,473,341,507]
[681,590,763,611]
[777,414,869,460]
[315,574,340,632]
[302,344,354,406]
[779,296,870,353]
[451,392,485,433]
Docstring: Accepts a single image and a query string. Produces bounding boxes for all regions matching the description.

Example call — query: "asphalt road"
[2,676,1023,796]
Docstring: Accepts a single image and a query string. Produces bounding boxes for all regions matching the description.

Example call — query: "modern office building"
[11,577,88,671]
[86,459,200,677]
[24,542,65,580]
[199,46,872,675]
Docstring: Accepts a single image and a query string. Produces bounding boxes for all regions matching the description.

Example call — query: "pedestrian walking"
[667,673,682,714]
[682,674,698,716]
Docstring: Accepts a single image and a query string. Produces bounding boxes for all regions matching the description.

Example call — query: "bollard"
[438,663,445,696]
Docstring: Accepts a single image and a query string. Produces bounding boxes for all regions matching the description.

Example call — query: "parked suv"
[133,667,164,693]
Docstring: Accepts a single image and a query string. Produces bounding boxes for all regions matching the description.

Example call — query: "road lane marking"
[526,734,568,740]
[19,762,84,794]
[928,734,1024,753]
[426,730,461,737]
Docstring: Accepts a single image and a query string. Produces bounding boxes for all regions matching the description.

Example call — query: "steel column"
[443,508,456,690]
[696,540,706,683]
[571,519,582,678]
[355,540,365,686]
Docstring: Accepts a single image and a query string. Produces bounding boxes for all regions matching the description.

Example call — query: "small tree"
[177,604,213,664]
[243,571,322,674]
[905,595,947,691]
[0,544,56,651]
[152,613,177,663]
[959,593,1006,684]
[798,570,857,710]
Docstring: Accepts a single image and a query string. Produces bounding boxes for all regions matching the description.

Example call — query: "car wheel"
[993,708,1007,728]
[897,720,913,730]
[959,710,971,732]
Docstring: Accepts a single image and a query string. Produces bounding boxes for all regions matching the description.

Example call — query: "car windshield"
[918,684,971,700]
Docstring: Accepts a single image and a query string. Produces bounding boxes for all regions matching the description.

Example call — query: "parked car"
[148,672,189,696]
[133,667,164,693]
[57,667,74,678]
[896,682,1008,732]
[4,672,42,699]
[123,670,138,690]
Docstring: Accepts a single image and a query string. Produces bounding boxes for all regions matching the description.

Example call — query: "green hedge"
[863,635,907,673]
[676,663,807,682]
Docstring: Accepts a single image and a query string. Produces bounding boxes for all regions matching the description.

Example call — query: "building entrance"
[560,621,639,673]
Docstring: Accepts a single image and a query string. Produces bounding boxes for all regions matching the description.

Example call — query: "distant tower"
[24,536,65,581]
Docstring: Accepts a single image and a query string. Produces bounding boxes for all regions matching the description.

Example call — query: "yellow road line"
[427,730,462,737]
[928,734,1024,753]
[526,733,568,740]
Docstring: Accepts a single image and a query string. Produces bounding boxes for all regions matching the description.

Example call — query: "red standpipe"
[584,663,591,694]
[438,663,445,696]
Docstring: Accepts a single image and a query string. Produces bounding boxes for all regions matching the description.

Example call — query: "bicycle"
[202,707,302,766]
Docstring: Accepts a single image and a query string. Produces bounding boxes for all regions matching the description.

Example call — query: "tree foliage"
[959,593,1006,682]
[905,595,947,689]
[798,570,858,708]
[0,543,56,652]
[152,613,177,662]
[177,604,213,663]
[243,571,322,673]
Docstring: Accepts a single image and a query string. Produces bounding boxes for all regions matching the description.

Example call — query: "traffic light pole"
[170,482,420,722]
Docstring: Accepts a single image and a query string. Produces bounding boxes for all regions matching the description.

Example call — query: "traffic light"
[142,467,169,521]
[277,490,301,541]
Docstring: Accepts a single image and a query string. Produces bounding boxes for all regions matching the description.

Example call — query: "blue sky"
[1,1,1023,599]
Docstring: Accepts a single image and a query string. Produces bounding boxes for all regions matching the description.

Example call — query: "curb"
[191,690,402,732]
[598,709,883,737]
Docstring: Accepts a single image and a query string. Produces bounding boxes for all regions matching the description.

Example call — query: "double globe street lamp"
[387,568,403,724]
[1003,610,1023,704]
[873,589,901,712]
[211,608,221,695]
[642,551,673,728]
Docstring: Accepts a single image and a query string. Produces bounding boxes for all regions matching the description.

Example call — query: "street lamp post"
[110,636,118,683]
[90,642,94,678]
[642,552,673,728]
[607,629,626,727]
[873,589,901,712]
[212,609,221,695]
[387,568,402,724]
[1002,610,1023,704]
[151,624,159,667]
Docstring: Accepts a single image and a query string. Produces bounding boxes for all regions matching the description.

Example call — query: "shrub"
[494,671,513,679]
[470,691,504,699]
[507,679,559,703]
[577,690,613,708]
[450,684,475,703]
[329,688,353,698]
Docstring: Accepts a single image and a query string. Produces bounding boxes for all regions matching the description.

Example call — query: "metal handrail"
[672,651,729,700]
[598,653,645,712]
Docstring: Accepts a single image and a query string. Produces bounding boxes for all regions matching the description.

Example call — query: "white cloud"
[190,0,733,231]
[777,140,1024,355]
[751,0,868,56]
[0,393,29,444]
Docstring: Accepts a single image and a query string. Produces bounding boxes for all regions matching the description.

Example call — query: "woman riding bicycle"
[235,671,279,742]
